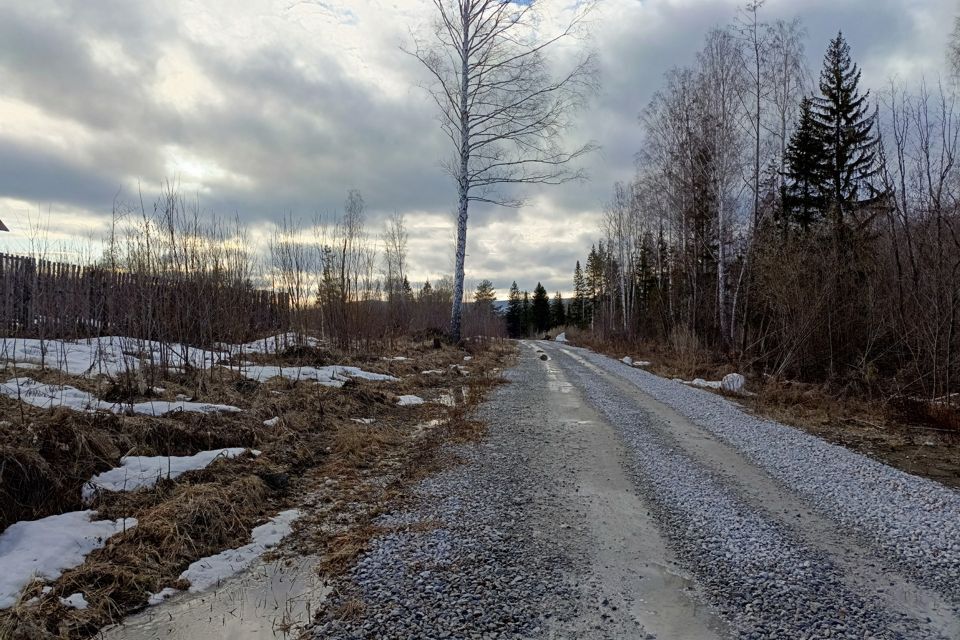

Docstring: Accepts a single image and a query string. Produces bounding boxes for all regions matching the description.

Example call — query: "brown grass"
[0,335,515,639]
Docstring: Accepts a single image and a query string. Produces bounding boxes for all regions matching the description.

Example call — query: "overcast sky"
[0,0,955,296]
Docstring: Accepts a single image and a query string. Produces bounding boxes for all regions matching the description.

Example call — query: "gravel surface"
[314,356,582,639]
[548,344,945,640]
[313,343,958,639]
[549,344,960,607]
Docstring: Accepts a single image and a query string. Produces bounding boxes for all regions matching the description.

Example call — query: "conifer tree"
[550,291,566,328]
[473,279,496,313]
[506,281,523,337]
[572,261,587,328]
[782,97,827,232]
[531,283,551,333]
[810,33,884,237]
[521,291,532,337]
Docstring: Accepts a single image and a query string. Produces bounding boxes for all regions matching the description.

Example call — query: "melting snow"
[0,378,241,416]
[0,510,136,609]
[237,364,396,386]
[60,593,89,609]
[554,333,568,343]
[397,395,424,406]
[83,448,258,503]
[178,509,300,593]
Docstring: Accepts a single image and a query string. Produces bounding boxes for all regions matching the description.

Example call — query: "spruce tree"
[531,283,551,333]
[506,281,523,337]
[572,261,587,328]
[810,33,884,236]
[550,291,566,328]
[521,291,532,337]
[782,97,827,232]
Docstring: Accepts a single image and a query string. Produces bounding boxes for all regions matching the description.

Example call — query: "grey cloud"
[0,0,954,291]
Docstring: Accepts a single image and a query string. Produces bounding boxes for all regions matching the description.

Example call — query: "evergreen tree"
[550,291,566,328]
[782,97,828,232]
[473,279,496,312]
[572,261,587,328]
[419,280,433,301]
[810,33,884,236]
[521,291,532,337]
[531,283,551,333]
[505,281,523,337]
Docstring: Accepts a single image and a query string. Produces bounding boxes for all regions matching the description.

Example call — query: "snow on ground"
[397,395,424,406]
[263,416,280,427]
[82,448,257,503]
[236,364,397,387]
[421,369,444,375]
[0,510,136,609]
[60,593,89,609]
[0,336,222,378]
[352,418,375,424]
[128,400,241,417]
[0,378,242,416]
[148,509,300,604]
[222,333,321,356]
[554,332,568,342]
[0,377,114,412]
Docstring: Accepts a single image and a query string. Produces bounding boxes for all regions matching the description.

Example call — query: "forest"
[562,7,960,410]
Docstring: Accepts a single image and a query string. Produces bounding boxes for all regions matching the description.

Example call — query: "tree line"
[573,3,960,404]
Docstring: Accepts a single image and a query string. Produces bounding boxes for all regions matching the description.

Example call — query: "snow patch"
[351,418,375,424]
[554,332,568,343]
[0,378,241,416]
[178,509,300,593]
[60,593,89,609]
[0,510,136,609]
[263,416,280,427]
[397,395,424,406]
[83,448,257,503]
[147,587,180,606]
[237,364,396,386]
[721,373,747,394]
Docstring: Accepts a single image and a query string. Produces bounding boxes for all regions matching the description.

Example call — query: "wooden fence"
[0,253,290,344]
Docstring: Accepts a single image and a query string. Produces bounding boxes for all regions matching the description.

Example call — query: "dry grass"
[0,335,514,639]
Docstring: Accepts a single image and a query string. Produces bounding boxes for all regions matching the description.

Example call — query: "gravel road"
[314,342,960,639]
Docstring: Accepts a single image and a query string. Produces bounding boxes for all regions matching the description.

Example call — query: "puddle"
[100,556,327,640]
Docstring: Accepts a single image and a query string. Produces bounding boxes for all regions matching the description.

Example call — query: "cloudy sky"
[0,0,955,296]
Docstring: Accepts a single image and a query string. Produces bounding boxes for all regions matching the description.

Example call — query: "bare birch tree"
[409,0,597,341]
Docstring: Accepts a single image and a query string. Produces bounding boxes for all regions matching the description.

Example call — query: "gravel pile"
[558,345,960,607]
[313,363,578,639]
[553,346,946,640]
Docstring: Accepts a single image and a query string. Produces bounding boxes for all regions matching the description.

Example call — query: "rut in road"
[315,343,959,640]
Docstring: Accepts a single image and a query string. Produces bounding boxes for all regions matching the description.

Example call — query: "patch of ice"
[178,509,300,593]
[83,448,257,503]
[0,510,136,609]
[397,395,424,406]
[60,593,89,609]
